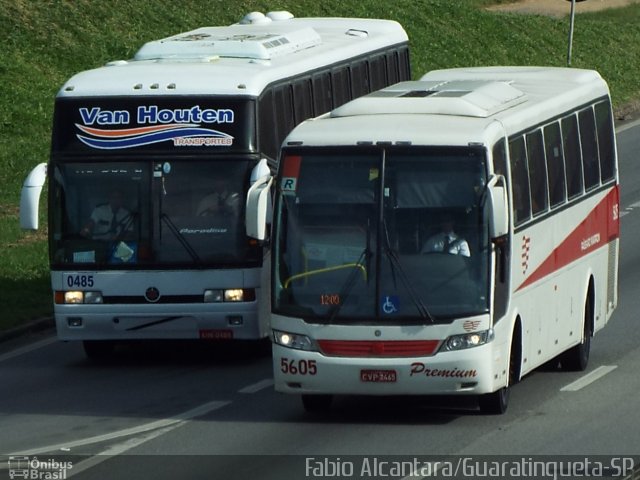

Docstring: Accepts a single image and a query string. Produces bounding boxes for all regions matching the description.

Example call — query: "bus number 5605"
[280,358,317,375]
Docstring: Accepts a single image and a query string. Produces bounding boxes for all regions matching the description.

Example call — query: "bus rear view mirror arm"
[246,175,273,242]
[20,162,48,230]
[487,174,508,239]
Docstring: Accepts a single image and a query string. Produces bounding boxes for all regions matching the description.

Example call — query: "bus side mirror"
[246,174,273,241]
[20,163,48,230]
[487,175,508,240]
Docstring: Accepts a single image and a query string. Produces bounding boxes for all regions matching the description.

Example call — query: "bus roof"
[285,66,611,148]
[57,13,408,98]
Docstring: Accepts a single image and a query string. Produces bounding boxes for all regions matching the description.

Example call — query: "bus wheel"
[479,326,519,415]
[301,394,333,413]
[478,384,510,415]
[83,340,115,360]
[561,296,592,371]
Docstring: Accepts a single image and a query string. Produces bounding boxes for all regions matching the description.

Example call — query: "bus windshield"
[273,148,490,323]
[51,158,260,268]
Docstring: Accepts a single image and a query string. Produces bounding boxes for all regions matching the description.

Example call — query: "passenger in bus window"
[421,214,470,257]
[80,189,134,240]
[196,178,241,218]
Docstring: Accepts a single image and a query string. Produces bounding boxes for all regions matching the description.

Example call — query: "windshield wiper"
[160,213,202,263]
[327,247,370,323]
[383,219,434,323]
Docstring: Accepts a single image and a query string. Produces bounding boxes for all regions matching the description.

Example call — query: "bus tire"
[301,394,333,413]
[479,323,520,415]
[561,295,592,372]
[478,385,509,415]
[83,340,115,360]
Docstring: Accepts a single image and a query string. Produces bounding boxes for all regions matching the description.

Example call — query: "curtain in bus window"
[594,100,616,182]
[526,129,549,216]
[509,137,531,226]
[544,122,567,208]
[561,114,584,199]
[579,108,601,190]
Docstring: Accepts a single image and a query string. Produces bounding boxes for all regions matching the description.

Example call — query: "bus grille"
[317,340,440,357]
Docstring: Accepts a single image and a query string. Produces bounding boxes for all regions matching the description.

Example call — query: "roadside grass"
[1,0,639,331]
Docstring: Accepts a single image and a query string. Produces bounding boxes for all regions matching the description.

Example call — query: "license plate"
[360,369,397,383]
[199,329,233,340]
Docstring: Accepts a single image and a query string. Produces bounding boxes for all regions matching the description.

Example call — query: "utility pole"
[567,0,587,66]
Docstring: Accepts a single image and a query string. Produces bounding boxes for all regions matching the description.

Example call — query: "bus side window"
[258,89,277,160]
[526,129,548,216]
[311,72,332,115]
[508,136,531,226]
[595,100,616,183]
[368,54,387,91]
[331,67,351,108]
[579,107,601,191]
[562,114,584,199]
[292,78,313,126]
[274,85,295,149]
[544,122,567,208]
[385,51,399,85]
[350,61,369,97]
[492,138,508,178]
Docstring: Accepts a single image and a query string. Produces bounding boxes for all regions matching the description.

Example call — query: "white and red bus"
[19,12,410,359]
[250,66,619,414]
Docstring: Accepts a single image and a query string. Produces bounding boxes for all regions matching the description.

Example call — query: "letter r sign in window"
[281,155,301,194]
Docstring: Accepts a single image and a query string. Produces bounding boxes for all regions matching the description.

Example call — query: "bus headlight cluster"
[273,330,317,351]
[203,289,255,303]
[56,291,103,304]
[441,329,494,352]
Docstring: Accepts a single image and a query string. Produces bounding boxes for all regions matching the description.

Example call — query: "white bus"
[251,66,619,414]
[19,12,410,359]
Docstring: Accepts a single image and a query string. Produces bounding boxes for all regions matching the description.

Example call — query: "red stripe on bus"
[317,339,440,357]
[516,186,619,291]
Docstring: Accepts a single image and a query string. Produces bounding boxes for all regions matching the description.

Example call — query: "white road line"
[238,378,273,394]
[8,399,231,456]
[616,117,640,134]
[67,425,179,478]
[0,337,57,363]
[560,365,617,392]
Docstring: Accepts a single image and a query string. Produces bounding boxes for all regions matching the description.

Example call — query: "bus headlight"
[204,289,256,303]
[57,291,103,304]
[273,330,317,351]
[63,291,84,304]
[84,291,104,304]
[441,329,494,352]
[224,289,244,302]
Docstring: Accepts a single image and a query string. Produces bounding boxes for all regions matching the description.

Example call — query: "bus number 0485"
[66,275,94,288]
[280,358,317,375]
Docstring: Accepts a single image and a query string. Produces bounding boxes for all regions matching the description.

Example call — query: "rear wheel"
[561,295,592,371]
[301,394,333,413]
[83,340,115,360]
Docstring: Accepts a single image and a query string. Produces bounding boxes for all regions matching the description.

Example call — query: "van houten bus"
[247,66,619,414]
[19,12,410,359]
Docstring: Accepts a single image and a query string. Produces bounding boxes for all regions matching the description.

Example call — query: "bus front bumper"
[273,343,503,396]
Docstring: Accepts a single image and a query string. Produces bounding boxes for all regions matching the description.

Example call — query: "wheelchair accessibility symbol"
[381,295,400,314]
